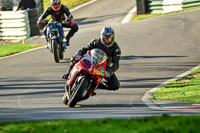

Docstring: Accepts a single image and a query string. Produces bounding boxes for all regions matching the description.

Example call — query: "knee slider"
[73,23,79,32]
[110,83,120,91]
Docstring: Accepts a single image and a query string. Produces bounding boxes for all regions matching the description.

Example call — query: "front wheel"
[52,39,59,63]
[68,77,89,107]
[59,42,64,59]
[62,84,70,105]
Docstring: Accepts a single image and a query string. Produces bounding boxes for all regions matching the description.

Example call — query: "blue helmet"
[100,26,115,48]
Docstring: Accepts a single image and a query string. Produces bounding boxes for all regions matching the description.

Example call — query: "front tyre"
[52,39,59,63]
[59,42,64,59]
[62,84,70,105]
[62,94,68,105]
[68,77,89,107]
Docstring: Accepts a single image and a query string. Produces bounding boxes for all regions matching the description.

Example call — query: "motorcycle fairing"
[46,21,64,40]
[67,50,107,88]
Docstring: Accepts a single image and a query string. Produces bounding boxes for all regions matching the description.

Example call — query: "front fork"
[65,75,85,100]
[65,76,95,101]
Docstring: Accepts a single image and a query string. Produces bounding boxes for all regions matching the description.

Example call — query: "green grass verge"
[154,68,200,103]
[132,6,200,21]
[0,115,200,133]
[43,0,90,20]
[0,44,41,57]
[133,6,200,103]
[43,0,90,21]
[43,0,90,11]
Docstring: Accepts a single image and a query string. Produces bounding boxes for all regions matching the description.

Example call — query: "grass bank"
[43,0,90,10]
[0,115,200,133]
[0,44,41,57]
[131,6,200,103]
[154,68,200,103]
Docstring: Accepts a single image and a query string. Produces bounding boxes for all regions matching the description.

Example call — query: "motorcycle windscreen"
[90,49,107,66]
[79,54,93,72]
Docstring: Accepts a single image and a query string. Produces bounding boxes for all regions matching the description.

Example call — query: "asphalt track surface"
[1,0,200,121]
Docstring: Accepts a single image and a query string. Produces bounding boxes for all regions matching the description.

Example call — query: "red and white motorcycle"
[62,48,107,107]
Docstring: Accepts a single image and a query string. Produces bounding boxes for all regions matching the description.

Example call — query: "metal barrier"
[182,0,200,8]
[0,11,30,41]
[136,0,149,14]
[148,0,183,14]
[147,0,200,14]
[0,0,43,42]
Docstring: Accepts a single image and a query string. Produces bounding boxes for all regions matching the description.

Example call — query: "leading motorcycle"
[62,48,107,107]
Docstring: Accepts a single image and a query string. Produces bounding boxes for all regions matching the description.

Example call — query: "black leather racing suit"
[38,5,79,41]
[68,38,121,91]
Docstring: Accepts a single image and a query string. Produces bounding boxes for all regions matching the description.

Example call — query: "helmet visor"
[52,3,61,9]
[102,36,114,46]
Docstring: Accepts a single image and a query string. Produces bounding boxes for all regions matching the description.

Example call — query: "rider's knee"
[73,23,79,32]
[109,82,120,91]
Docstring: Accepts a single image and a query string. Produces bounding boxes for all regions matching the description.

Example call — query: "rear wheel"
[68,77,89,107]
[52,40,59,63]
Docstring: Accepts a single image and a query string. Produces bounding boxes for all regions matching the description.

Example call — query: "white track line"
[0,46,46,60]
[142,65,200,110]
[121,7,137,24]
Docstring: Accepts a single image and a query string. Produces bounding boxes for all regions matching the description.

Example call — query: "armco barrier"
[182,0,200,8]
[147,0,200,14]
[0,11,30,41]
[137,0,150,14]
[0,0,43,42]
[148,0,183,14]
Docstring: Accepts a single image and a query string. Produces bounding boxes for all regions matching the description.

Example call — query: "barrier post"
[136,0,149,14]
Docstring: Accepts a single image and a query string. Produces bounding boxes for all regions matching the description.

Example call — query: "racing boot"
[65,35,72,46]
[62,60,76,80]
[66,39,70,46]
[98,81,109,90]
[91,92,96,96]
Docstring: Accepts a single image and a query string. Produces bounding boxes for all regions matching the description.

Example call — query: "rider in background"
[62,26,121,91]
[37,0,79,46]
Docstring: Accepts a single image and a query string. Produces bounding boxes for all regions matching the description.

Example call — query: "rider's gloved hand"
[73,53,81,62]
[65,17,72,22]
[37,19,44,26]
[105,69,113,79]
[62,74,68,79]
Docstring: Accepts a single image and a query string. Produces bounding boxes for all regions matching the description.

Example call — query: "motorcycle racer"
[63,26,121,91]
[37,0,79,46]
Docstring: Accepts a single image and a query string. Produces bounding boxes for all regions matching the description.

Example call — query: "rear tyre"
[68,77,89,107]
